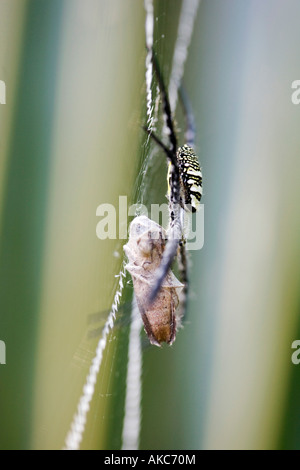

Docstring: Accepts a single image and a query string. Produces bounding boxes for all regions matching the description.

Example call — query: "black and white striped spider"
[125,49,202,346]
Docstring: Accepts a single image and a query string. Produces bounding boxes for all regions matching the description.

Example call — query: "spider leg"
[148,229,179,305]
[148,48,178,158]
[148,214,188,320]
[149,50,181,212]
[177,240,189,322]
[142,126,173,161]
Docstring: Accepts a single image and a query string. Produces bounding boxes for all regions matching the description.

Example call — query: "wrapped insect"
[124,215,183,347]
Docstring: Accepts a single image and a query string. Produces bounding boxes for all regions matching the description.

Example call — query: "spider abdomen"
[176,144,202,213]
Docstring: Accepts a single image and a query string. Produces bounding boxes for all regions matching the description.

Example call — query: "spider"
[124,48,202,346]
[144,49,202,318]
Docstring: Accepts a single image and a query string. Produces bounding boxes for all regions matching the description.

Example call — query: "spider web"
[63,0,200,451]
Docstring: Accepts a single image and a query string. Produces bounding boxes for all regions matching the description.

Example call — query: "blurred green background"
[1,0,300,450]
